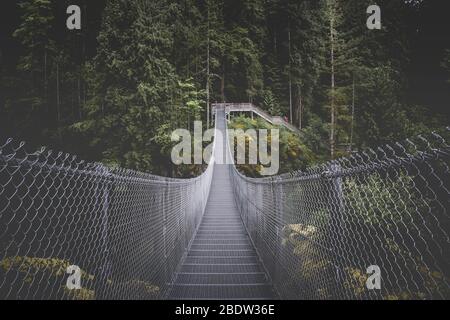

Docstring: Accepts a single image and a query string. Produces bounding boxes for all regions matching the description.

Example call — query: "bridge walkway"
[168,109,276,300]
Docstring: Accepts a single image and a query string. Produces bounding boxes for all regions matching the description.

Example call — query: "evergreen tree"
[74,0,196,173]
[12,0,56,141]
[1,0,448,175]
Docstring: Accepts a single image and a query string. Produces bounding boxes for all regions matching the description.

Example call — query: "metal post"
[274,178,283,285]
[95,165,111,299]
[163,183,168,284]
[324,162,346,298]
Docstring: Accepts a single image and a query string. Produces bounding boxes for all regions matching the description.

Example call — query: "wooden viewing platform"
[212,103,300,133]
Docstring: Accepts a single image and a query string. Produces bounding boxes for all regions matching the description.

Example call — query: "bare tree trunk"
[221,66,225,102]
[56,61,61,141]
[206,3,210,128]
[83,81,86,107]
[71,79,75,119]
[195,47,198,75]
[273,32,277,53]
[78,75,82,120]
[349,73,355,152]
[330,8,336,159]
[297,84,303,130]
[83,3,88,58]
[288,26,293,124]
[44,49,48,114]
[79,4,87,121]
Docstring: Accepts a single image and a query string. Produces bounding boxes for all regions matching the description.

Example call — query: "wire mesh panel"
[0,139,214,300]
[1,120,449,300]
[229,130,450,300]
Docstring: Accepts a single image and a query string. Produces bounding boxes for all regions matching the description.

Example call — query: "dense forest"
[1,0,449,176]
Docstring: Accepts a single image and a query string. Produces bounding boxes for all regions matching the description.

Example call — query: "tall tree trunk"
[80,4,87,121]
[56,61,61,141]
[206,3,210,128]
[71,79,75,119]
[221,65,225,102]
[288,26,293,124]
[195,47,198,75]
[273,31,277,53]
[297,84,303,130]
[78,75,82,120]
[83,3,87,56]
[44,49,49,114]
[349,73,355,152]
[330,7,336,159]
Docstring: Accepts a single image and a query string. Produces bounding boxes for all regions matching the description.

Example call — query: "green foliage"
[261,89,281,116]
[0,256,160,299]
[0,256,95,300]
[229,115,314,176]
[343,171,427,227]
[302,114,329,161]
[1,0,448,175]
[13,0,54,68]
[76,0,206,174]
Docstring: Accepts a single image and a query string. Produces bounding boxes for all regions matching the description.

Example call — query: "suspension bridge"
[0,104,449,300]
[169,108,276,299]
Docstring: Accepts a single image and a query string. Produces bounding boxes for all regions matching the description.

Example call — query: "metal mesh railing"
[1,111,449,300]
[229,129,450,300]
[0,138,214,300]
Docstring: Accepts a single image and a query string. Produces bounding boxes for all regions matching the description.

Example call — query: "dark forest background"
[0,0,449,176]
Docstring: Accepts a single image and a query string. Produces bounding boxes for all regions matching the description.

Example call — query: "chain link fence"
[1,122,449,300]
[230,129,450,300]
[0,138,214,300]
